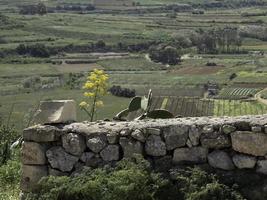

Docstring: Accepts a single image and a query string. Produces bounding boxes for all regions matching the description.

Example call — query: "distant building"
[92,0,134,8]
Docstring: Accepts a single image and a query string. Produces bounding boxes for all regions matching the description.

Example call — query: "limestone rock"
[21,165,48,192]
[200,132,231,149]
[80,152,95,163]
[208,150,235,170]
[34,100,77,124]
[107,132,119,144]
[46,147,79,172]
[231,131,267,156]
[202,125,214,134]
[21,142,47,165]
[145,128,161,135]
[162,125,188,150]
[48,167,68,176]
[232,154,257,169]
[186,139,193,148]
[23,125,61,142]
[221,125,236,134]
[84,155,103,168]
[87,135,107,153]
[251,126,262,133]
[131,129,145,142]
[100,145,120,161]
[120,129,131,136]
[173,147,208,164]
[145,135,166,156]
[119,137,143,157]
[62,133,86,156]
[256,160,267,174]
[188,125,201,146]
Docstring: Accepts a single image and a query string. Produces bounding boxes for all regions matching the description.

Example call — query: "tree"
[149,45,181,65]
[37,3,47,15]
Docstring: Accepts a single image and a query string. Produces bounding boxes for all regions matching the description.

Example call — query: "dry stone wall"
[21,115,267,192]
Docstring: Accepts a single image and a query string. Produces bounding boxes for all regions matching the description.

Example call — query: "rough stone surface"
[48,167,68,176]
[232,154,257,169]
[46,147,79,172]
[23,125,61,142]
[62,133,86,156]
[100,145,120,161]
[131,129,145,142]
[145,128,161,135]
[231,131,267,156]
[34,100,77,124]
[21,165,48,192]
[221,124,236,134]
[80,152,95,163]
[188,125,201,146]
[145,135,166,156]
[21,142,47,165]
[256,160,267,174]
[107,133,119,144]
[202,125,214,134]
[119,137,143,157]
[208,150,235,170]
[162,125,188,150]
[251,126,262,133]
[173,147,208,164]
[120,129,131,136]
[87,135,107,153]
[200,132,231,149]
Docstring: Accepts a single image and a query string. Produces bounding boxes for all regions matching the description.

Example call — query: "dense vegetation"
[24,157,244,200]
[1,0,267,198]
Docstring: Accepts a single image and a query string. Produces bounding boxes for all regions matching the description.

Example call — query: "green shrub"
[25,157,244,200]
[0,112,19,165]
[25,157,177,200]
[0,157,21,185]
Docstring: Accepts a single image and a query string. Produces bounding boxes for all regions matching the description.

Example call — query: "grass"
[213,99,267,116]
[0,88,130,130]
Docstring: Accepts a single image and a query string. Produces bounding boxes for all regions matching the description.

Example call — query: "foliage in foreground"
[0,152,21,200]
[25,157,244,200]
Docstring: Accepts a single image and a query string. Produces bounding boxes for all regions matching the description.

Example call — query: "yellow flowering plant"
[79,69,109,122]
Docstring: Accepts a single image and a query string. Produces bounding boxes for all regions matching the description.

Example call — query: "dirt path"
[255,88,267,105]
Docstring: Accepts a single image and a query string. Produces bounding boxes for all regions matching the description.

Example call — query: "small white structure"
[34,100,77,124]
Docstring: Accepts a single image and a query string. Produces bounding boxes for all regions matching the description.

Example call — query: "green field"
[1,0,267,129]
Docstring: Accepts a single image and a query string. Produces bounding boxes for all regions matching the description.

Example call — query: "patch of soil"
[173,65,225,75]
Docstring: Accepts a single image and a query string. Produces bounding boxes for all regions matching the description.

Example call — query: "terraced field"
[217,87,260,99]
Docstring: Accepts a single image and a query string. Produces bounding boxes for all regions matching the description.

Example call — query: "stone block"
[100,145,120,161]
[145,128,161,135]
[173,147,208,164]
[87,134,107,153]
[231,131,267,156]
[34,100,77,124]
[232,154,257,169]
[131,129,145,142]
[200,132,231,149]
[208,150,235,170]
[162,125,188,150]
[119,137,143,158]
[62,133,86,156]
[188,125,201,146]
[256,160,267,175]
[46,147,79,172]
[23,125,61,142]
[145,135,166,156]
[21,165,48,192]
[221,124,236,134]
[21,142,47,165]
